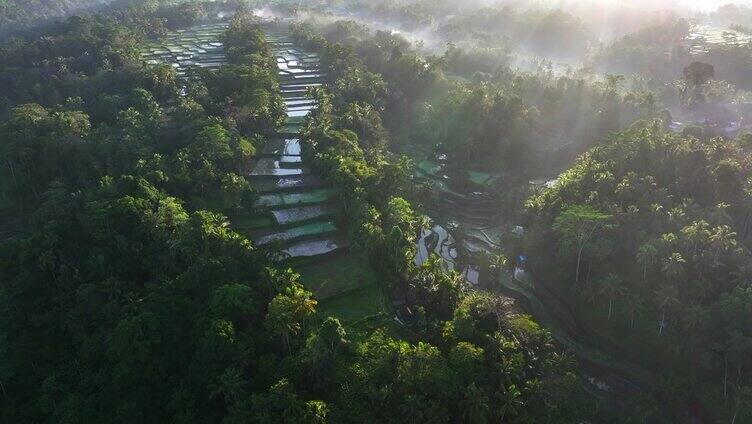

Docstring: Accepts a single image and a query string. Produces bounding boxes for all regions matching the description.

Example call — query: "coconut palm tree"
[262,267,301,296]
[667,206,686,227]
[731,384,752,424]
[265,282,317,352]
[209,366,245,404]
[681,304,707,334]
[654,285,680,336]
[460,383,490,424]
[710,342,731,399]
[709,225,737,262]
[636,241,659,281]
[498,384,523,422]
[659,233,678,251]
[728,330,752,386]
[681,303,708,351]
[598,274,626,320]
[680,220,710,256]
[622,293,646,329]
[711,202,732,226]
[661,252,686,282]
[580,281,599,306]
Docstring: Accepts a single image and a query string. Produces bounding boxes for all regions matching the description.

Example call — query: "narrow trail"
[410,142,659,413]
[492,270,660,415]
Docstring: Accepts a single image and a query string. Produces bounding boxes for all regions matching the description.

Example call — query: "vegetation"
[525,122,752,421]
[5,0,752,421]
[290,17,664,186]
[0,0,108,36]
[284,2,752,420]
[0,1,600,422]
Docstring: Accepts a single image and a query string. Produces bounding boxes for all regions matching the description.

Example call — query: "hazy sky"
[679,0,751,11]
[550,0,752,12]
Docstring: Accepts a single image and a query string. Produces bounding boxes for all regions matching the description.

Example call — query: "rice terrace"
[3,1,752,422]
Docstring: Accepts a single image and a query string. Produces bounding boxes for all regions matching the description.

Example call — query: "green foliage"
[301,69,418,288]
[204,11,286,134]
[266,280,318,352]
[552,204,614,284]
[527,122,752,417]
[0,5,301,422]
[0,3,604,422]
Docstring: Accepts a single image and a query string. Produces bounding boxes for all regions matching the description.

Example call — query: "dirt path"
[490,270,659,416]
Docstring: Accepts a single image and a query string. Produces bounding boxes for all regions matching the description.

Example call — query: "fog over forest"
[4,1,752,423]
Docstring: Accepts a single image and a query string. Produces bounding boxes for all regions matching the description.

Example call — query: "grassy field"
[292,251,388,323]
[294,251,377,299]
[317,283,386,323]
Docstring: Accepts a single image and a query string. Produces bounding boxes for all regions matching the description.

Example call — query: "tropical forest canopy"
[2,0,752,423]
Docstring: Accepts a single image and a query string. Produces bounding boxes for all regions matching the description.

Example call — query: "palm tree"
[580,281,599,306]
[622,293,646,329]
[709,225,737,262]
[658,233,678,256]
[489,295,515,331]
[681,304,707,334]
[680,220,710,256]
[460,383,490,424]
[636,241,658,281]
[498,384,523,422]
[681,304,708,351]
[711,202,731,225]
[661,252,686,282]
[728,330,752,386]
[390,225,405,276]
[656,372,687,409]
[290,283,317,321]
[262,267,301,296]
[649,203,664,215]
[667,207,685,227]
[731,384,752,424]
[605,73,625,92]
[266,297,296,352]
[598,274,626,320]
[710,342,730,399]
[640,92,656,116]
[265,282,317,352]
[654,285,680,336]
[209,366,245,404]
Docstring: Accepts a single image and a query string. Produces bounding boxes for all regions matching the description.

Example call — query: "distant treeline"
[0,0,247,39]
[0,0,112,37]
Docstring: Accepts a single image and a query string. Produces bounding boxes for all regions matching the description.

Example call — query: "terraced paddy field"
[251,175,325,193]
[687,24,752,54]
[234,26,383,322]
[254,188,335,208]
[140,22,229,75]
[140,22,383,321]
[413,158,504,284]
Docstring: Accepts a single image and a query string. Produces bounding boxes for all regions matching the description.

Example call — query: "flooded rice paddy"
[140,23,228,75]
